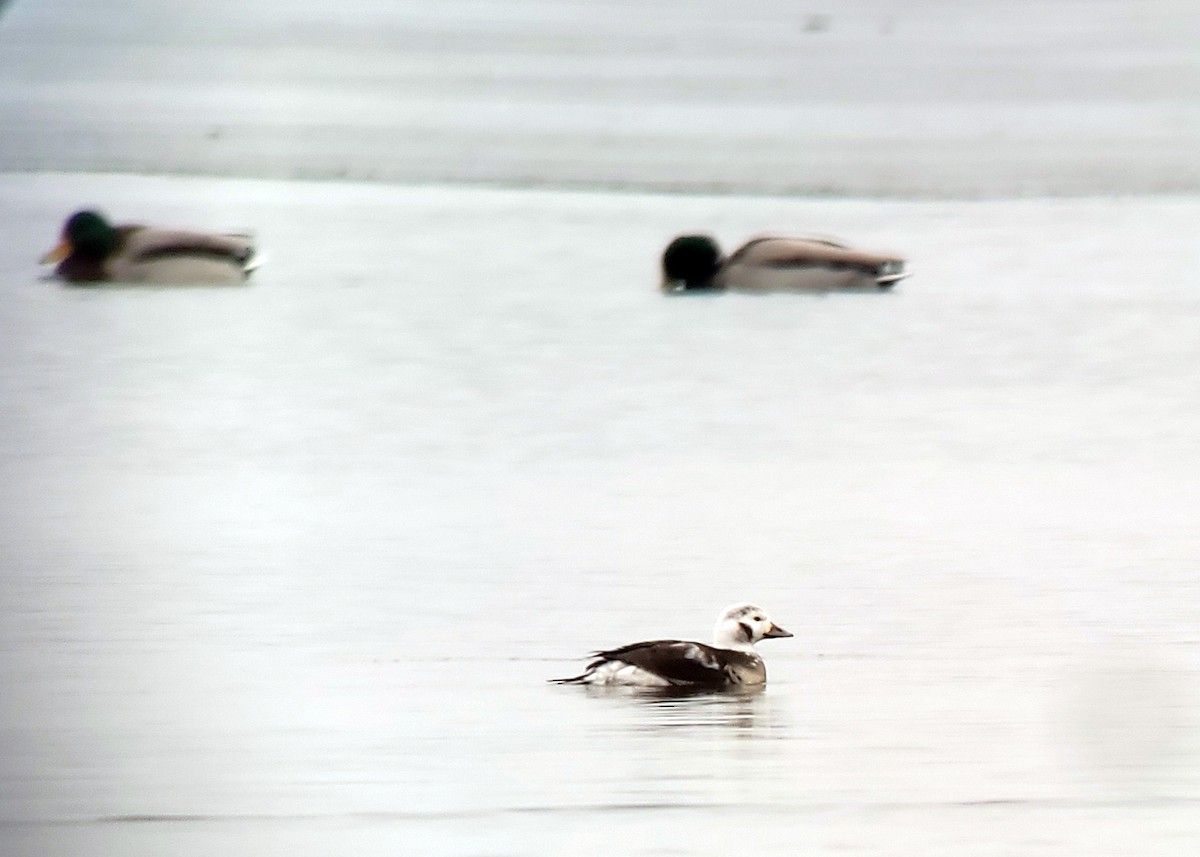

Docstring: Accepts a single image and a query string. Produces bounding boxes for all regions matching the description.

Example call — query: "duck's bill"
[40,239,71,265]
[763,624,793,638]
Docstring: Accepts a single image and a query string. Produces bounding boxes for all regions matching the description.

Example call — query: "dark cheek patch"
[738,621,753,642]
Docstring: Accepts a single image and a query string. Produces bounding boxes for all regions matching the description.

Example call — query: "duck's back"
[719,236,900,292]
[580,640,766,687]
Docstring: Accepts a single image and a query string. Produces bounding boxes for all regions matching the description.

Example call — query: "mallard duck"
[552,603,793,688]
[661,234,909,293]
[40,210,259,284]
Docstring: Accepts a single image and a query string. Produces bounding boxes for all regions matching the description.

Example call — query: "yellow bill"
[40,239,72,265]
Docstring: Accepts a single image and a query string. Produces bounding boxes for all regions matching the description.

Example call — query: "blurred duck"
[40,210,259,284]
[552,603,793,688]
[661,233,908,293]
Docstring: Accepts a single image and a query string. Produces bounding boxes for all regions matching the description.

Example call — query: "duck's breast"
[726,655,767,685]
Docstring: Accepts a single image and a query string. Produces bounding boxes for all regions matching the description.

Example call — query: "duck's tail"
[549,659,604,684]
[548,672,591,685]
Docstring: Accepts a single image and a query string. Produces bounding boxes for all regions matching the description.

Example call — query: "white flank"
[586,661,672,687]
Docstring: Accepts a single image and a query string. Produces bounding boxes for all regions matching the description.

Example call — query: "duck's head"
[661,234,724,293]
[712,603,792,651]
[41,210,119,264]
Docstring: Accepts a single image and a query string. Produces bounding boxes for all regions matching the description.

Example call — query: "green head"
[62,210,119,259]
[661,234,723,292]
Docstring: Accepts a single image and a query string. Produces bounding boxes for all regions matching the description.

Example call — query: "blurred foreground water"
[0,173,1198,855]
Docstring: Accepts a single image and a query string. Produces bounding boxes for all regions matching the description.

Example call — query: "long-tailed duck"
[661,234,908,293]
[553,603,792,688]
[40,210,259,284]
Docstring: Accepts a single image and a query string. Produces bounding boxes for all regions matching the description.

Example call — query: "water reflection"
[581,684,782,736]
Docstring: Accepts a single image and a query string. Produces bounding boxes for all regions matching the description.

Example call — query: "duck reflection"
[583,683,779,735]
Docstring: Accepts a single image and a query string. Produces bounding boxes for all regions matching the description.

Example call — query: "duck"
[552,603,793,688]
[661,233,908,293]
[40,210,259,284]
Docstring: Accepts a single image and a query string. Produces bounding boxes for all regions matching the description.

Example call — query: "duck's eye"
[753,615,764,622]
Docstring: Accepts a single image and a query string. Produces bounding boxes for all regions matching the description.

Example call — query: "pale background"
[1,2,1198,856]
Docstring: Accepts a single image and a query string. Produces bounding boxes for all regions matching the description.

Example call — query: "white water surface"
[2,0,1200,854]
[1,173,1199,856]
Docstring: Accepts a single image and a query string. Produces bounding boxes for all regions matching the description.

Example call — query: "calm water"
[3,0,1200,853]
[1,173,1198,855]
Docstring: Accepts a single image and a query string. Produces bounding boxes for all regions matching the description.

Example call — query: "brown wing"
[592,640,731,687]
